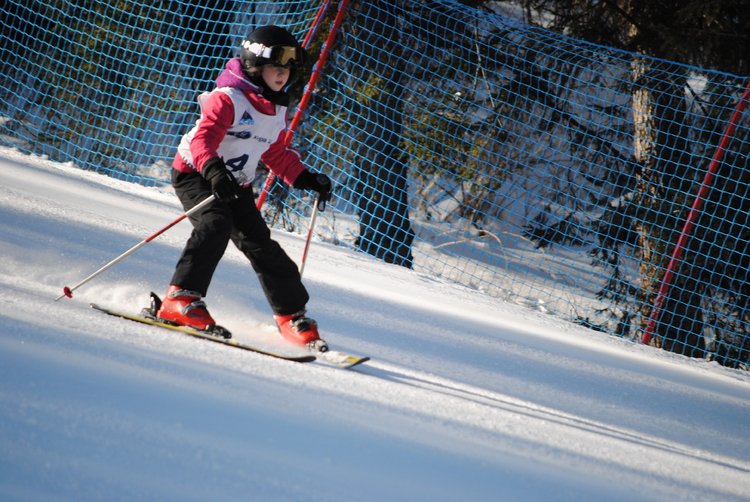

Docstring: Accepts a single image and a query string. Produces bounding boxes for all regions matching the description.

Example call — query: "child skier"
[156,25,332,350]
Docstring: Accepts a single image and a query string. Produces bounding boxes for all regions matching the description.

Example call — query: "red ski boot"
[274,311,328,351]
[157,285,215,331]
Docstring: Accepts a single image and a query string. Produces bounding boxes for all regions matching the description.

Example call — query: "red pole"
[642,81,750,345]
[302,0,331,48]
[256,0,350,211]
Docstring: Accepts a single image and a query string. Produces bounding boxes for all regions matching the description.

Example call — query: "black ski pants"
[169,170,309,316]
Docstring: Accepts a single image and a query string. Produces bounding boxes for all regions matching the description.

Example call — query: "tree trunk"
[351,0,415,267]
[637,66,706,356]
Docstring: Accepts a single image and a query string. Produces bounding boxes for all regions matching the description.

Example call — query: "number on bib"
[225,154,249,172]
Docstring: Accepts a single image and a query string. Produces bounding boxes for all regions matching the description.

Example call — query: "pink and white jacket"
[173,58,304,187]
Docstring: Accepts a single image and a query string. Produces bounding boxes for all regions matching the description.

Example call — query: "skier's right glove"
[201,157,239,203]
[294,169,333,210]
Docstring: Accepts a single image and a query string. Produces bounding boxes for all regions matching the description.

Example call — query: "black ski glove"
[201,157,239,203]
[294,170,333,209]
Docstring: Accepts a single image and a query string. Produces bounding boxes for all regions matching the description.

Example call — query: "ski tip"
[316,351,370,369]
[338,356,370,369]
[348,356,370,368]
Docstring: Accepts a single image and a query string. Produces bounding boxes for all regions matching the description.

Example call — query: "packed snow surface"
[1,147,749,501]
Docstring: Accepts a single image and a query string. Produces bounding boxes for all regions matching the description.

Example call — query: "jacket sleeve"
[260,130,306,186]
[190,91,235,173]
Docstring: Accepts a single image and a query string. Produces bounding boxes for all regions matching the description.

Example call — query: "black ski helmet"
[240,26,307,89]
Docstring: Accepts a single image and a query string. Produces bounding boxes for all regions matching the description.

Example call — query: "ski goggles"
[266,45,304,66]
[245,42,305,67]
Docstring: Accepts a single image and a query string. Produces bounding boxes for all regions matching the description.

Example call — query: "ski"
[302,334,370,369]
[90,303,316,363]
[313,349,370,369]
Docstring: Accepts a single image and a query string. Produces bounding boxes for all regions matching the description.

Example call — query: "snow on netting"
[2,0,750,369]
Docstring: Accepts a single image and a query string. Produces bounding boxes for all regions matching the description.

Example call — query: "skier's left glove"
[202,157,239,203]
[294,170,333,210]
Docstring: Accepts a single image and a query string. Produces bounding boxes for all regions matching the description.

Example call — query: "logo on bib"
[239,111,255,125]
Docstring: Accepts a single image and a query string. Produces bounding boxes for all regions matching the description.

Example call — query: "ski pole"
[298,196,321,278]
[55,194,215,301]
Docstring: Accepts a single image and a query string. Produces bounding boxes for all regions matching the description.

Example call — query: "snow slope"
[1,146,749,501]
